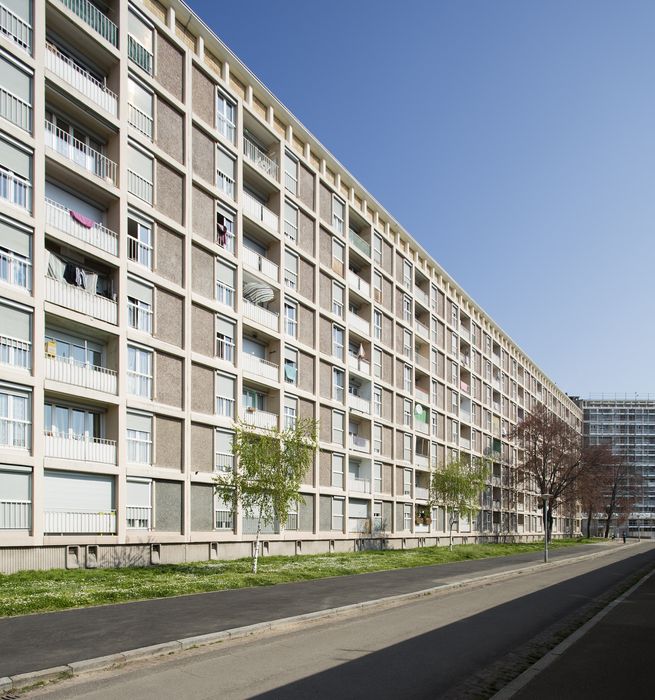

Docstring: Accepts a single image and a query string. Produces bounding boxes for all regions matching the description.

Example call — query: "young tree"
[430,455,489,550]
[214,417,318,574]
[510,404,583,541]
[576,445,615,538]
[602,457,640,539]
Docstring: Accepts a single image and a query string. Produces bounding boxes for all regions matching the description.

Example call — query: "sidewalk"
[0,542,614,680]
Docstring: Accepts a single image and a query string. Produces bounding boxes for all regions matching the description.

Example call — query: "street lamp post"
[541,494,552,563]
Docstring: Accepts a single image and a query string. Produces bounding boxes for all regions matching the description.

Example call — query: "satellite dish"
[415,404,424,416]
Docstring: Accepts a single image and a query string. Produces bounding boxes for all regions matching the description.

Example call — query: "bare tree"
[576,445,614,538]
[602,457,640,539]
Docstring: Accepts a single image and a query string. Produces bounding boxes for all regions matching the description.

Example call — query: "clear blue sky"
[191,0,655,397]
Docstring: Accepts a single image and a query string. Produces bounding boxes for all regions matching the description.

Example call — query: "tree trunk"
[252,514,262,574]
[448,515,454,551]
[585,507,592,539]
[603,514,611,540]
[546,506,553,542]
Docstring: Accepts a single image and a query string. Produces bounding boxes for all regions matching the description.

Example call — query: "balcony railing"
[415,387,429,404]
[416,420,429,435]
[242,408,278,430]
[243,191,279,231]
[216,169,235,199]
[216,396,235,418]
[242,353,278,381]
[128,236,152,269]
[126,371,151,399]
[46,355,117,394]
[0,86,31,131]
[128,34,153,74]
[349,229,371,257]
[126,506,151,529]
[347,270,370,297]
[349,434,370,452]
[215,508,234,530]
[243,136,279,180]
[0,499,30,529]
[242,247,279,282]
[127,435,152,465]
[127,300,152,333]
[348,354,370,376]
[0,249,31,290]
[0,166,31,210]
[0,417,30,449]
[45,509,116,534]
[216,337,235,363]
[214,451,234,473]
[45,198,118,257]
[46,276,118,324]
[56,0,118,47]
[348,476,370,493]
[44,433,116,463]
[45,120,117,185]
[415,320,430,340]
[0,2,31,51]
[242,300,279,332]
[216,281,235,308]
[349,394,371,415]
[0,335,30,370]
[415,454,429,469]
[348,312,369,336]
[414,286,430,308]
[45,42,117,115]
[127,102,153,139]
[127,169,153,203]
[415,486,430,500]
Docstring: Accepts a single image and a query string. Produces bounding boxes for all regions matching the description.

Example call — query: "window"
[373,232,382,265]
[431,412,438,436]
[403,295,412,323]
[284,347,298,385]
[373,462,382,493]
[403,469,412,496]
[332,325,344,360]
[332,281,344,318]
[0,466,31,529]
[284,250,298,289]
[127,214,152,269]
[403,503,413,530]
[216,90,236,143]
[451,361,458,384]
[127,77,153,138]
[127,143,153,203]
[332,196,344,233]
[0,386,30,448]
[403,329,412,358]
[128,10,154,74]
[332,410,344,445]
[373,310,382,340]
[373,271,382,303]
[284,152,298,194]
[403,260,412,288]
[284,201,298,242]
[284,301,297,337]
[284,395,297,429]
[0,53,32,132]
[216,208,235,253]
[332,497,344,530]
[216,373,235,417]
[216,316,235,362]
[333,367,344,402]
[0,134,32,210]
[403,399,412,426]
[403,434,412,462]
[332,238,344,275]
[216,261,236,307]
[404,364,412,393]
[127,345,152,398]
[451,332,458,355]
[332,453,344,488]
[1,302,31,369]
[451,419,459,443]
[431,349,438,375]
[126,411,152,464]
[373,385,382,417]
[216,147,235,198]
[214,430,234,473]
[126,478,152,529]
[127,277,153,333]
[215,496,234,530]
[373,348,382,379]
[451,303,459,329]
[451,390,459,414]
[373,423,382,454]
[0,217,31,290]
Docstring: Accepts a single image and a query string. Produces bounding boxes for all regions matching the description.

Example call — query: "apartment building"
[577,397,655,538]
[0,0,582,572]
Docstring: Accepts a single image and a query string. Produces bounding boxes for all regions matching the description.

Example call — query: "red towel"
[70,210,95,229]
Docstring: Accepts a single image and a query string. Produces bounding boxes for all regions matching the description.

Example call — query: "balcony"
[243,190,278,232]
[414,286,430,308]
[349,434,370,452]
[348,354,370,376]
[128,34,153,75]
[347,270,370,297]
[415,486,430,500]
[45,120,118,185]
[56,0,118,47]
[415,320,430,341]
[0,2,31,51]
[0,166,31,211]
[349,229,370,258]
[460,379,470,395]
[243,300,279,332]
[127,103,153,139]
[242,408,278,430]
[216,281,235,309]
[126,506,151,529]
[0,84,31,131]
[44,432,116,464]
[243,136,279,180]
[460,437,471,449]
[45,354,117,394]
[215,507,234,530]
[45,509,116,534]
[215,451,234,473]
[348,312,369,336]
[127,169,153,204]
[45,42,117,116]
[46,276,117,324]
[415,453,429,469]
[415,387,429,404]
[0,335,30,370]
[242,353,278,382]
[348,476,371,493]
[349,394,370,415]
[0,249,31,290]
[416,420,429,435]
[0,499,30,529]
[242,247,279,283]
[45,198,118,257]
[460,326,471,342]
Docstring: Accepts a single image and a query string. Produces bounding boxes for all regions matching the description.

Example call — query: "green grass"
[0,539,595,617]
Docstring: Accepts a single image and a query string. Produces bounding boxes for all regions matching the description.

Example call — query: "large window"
[332,196,344,233]
[0,386,30,449]
[284,152,298,194]
[0,52,32,132]
[283,395,297,429]
[284,300,297,337]
[332,497,344,531]
[1,302,31,370]
[284,347,298,385]
[127,77,153,139]
[331,453,344,488]
[332,324,344,360]
[284,250,298,290]
[331,410,344,446]
[126,411,152,464]
[127,276,153,333]
[332,281,344,318]
[216,90,236,143]
[0,466,31,529]
[127,214,153,269]
[127,345,152,398]
[0,217,31,290]
[284,201,298,242]
[216,147,235,198]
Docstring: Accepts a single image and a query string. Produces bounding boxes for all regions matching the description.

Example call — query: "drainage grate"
[1,693,21,700]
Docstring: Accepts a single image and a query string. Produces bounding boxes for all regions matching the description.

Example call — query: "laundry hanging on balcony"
[69,210,95,229]
[243,281,274,304]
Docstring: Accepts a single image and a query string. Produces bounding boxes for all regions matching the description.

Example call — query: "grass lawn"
[0,539,596,617]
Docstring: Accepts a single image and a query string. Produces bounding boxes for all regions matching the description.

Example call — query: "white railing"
[349,394,371,414]
[415,320,430,340]
[242,247,279,282]
[0,86,31,131]
[242,409,278,430]
[45,198,118,257]
[127,169,153,204]
[348,270,370,297]
[46,354,117,394]
[216,281,236,308]
[127,102,153,139]
[216,337,235,363]
[216,169,235,198]
[414,286,430,307]
[415,454,429,469]
[0,2,31,51]
[56,0,118,46]
[216,396,235,418]
[460,410,471,423]
[45,120,117,185]
[243,190,279,231]
[45,42,117,116]
[0,166,31,210]
[128,236,153,269]
[0,249,31,290]
[284,171,297,194]
[0,335,30,370]
[0,417,30,449]
[214,451,234,473]
[242,353,278,381]
[216,113,236,144]
[127,435,152,465]
[0,499,30,529]
[215,508,234,530]
[45,433,116,464]
[243,136,279,180]
[348,476,370,493]
[415,387,430,404]
[127,300,152,333]
[348,312,369,336]
[349,434,370,452]
[46,276,118,324]
[126,505,151,529]
[415,486,430,500]
[286,512,299,530]
[126,370,151,398]
[349,229,371,257]
[45,510,116,534]
[460,437,471,449]
[460,326,471,341]
[348,354,370,375]
[416,421,429,435]
[242,300,279,331]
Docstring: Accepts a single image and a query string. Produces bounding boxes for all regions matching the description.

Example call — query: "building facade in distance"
[0,0,581,572]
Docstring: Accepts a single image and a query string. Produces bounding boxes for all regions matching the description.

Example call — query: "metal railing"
[45,198,118,257]
[0,2,31,51]
[127,169,153,204]
[242,300,279,331]
[126,506,151,529]
[46,276,118,324]
[284,171,297,194]
[127,370,151,398]
[242,246,279,282]
[46,354,117,394]
[216,396,235,418]
[45,42,117,115]
[127,103,153,139]
[242,516,279,534]
[0,417,30,449]
[349,229,371,257]
[57,0,117,46]
[0,499,30,529]
[45,120,117,185]
[216,337,235,362]
[127,300,153,333]
[127,435,152,464]
[0,248,31,290]
[128,34,153,74]
[216,281,235,308]
[214,451,234,473]
[0,166,31,210]
[128,236,152,269]
[241,409,278,430]
[45,509,116,534]
[242,353,278,381]
[0,86,31,131]
[286,512,299,530]
[216,169,235,198]
[242,191,279,231]
[215,508,234,529]
[0,335,30,370]
[45,432,116,463]
[243,136,279,179]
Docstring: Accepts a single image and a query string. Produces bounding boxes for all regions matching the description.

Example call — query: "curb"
[4,543,639,692]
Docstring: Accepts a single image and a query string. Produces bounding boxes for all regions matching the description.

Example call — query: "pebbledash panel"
[0,0,582,572]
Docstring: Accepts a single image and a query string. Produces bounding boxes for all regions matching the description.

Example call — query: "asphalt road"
[26,544,655,700]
